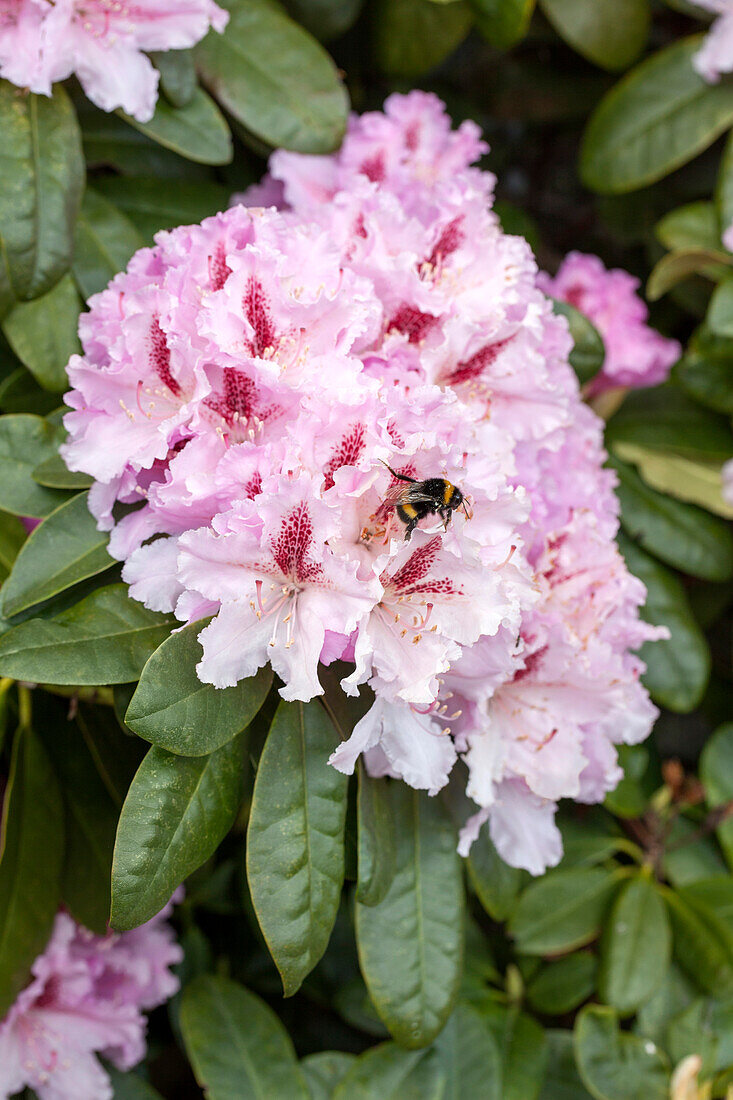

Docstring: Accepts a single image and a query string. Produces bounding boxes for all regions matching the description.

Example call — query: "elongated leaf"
[0,725,64,1018]
[356,785,463,1048]
[0,583,174,685]
[373,0,473,77]
[151,48,197,109]
[434,1003,502,1100]
[0,414,68,517]
[1,491,112,618]
[574,1006,669,1100]
[282,0,363,41]
[471,0,535,49]
[0,81,84,309]
[647,248,730,301]
[708,274,733,338]
[72,188,144,301]
[105,1068,165,1100]
[508,867,622,955]
[197,0,348,154]
[611,457,733,581]
[126,619,272,755]
[612,441,733,519]
[0,511,26,585]
[700,723,733,868]
[606,385,733,463]
[94,176,228,243]
[33,453,92,490]
[119,87,232,165]
[656,201,721,253]
[467,822,523,921]
[663,887,733,997]
[598,876,670,1015]
[716,127,733,234]
[539,1031,593,1100]
[2,273,81,392]
[301,1052,357,1100]
[551,299,605,385]
[500,1009,548,1100]
[581,37,733,194]
[333,1044,446,1100]
[181,975,310,1100]
[617,534,710,712]
[356,767,395,907]
[247,699,347,995]
[674,325,733,416]
[539,0,649,71]
[527,952,597,1016]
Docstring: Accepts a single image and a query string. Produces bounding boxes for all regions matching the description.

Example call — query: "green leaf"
[580,37,733,194]
[574,1005,669,1100]
[665,999,719,1080]
[526,952,597,1015]
[508,867,622,955]
[281,0,363,41]
[2,273,81,392]
[0,583,174,685]
[332,1044,446,1100]
[356,767,396,907]
[603,745,653,819]
[716,127,733,234]
[606,385,733,464]
[647,248,731,301]
[0,365,60,415]
[373,0,473,77]
[0,414,68,517]
[80,99,210,180]
[0,81,84,308]
[539,1031,593,1100]
[119,87,232,165]
[598,876,670,1015]
[246,699,348,996]
[0,511,26,585]
[355,785,463,1048]
[434,1003,502,1100]
[499,1009,548,1100]
[700,723,733,868]
[611,441,733,519]
[105,1067,165,1099]
[301,1052,357,1100]
[180,974,310,1099]
[466,822,523,922]
[1,491,113,618]
[708,274,733,339]
[673,325,733,416]
[73,188,145,301]
[681,876,733,933]
[470,0,535,49]
[111,738,244,930]
[656,201,722,253]
[94,176,229,243]
[151,48,197,109]
[551,299,605,385]
[196,0,348,154]
[539,0,649,71]
[33,452,93,490]
[663,816,728,887]
[617,534,711,712]
[663,887,733,997]
[611,456,733,581]
[126,618,272,755]
[0,725,64,1018]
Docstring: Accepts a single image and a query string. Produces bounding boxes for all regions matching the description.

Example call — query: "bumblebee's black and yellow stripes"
[383,463,470,540]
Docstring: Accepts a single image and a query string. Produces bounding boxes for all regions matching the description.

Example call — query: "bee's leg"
[404,517,418,540]
[439,508,450,530]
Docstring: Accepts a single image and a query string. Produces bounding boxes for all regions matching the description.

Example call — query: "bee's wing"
[381,483,409,508]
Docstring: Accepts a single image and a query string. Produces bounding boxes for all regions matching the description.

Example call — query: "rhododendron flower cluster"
[0,898,181,1100]
[0,0,228,121]
[692,0,733,83]
[62,92,664,875]
[538,252,680,396]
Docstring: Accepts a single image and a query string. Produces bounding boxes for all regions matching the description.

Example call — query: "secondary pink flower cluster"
[62,92,663,875]
[538,252,680,396]
[0,0,227,122]
[692,0,733,83]
[0,900,181,1100]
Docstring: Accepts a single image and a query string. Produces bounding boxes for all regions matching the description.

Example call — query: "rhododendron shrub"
[59,94,663,875]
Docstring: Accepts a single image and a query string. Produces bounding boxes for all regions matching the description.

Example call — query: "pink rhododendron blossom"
[691,0,733,83]
[0,897,182,1100]
[0,0,228,121]
[63,91,663,874]
[538,251,680,395]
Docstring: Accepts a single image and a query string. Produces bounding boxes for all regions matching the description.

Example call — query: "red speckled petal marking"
[243,278,277,356]
[271,502,324,583]
[323,423,366,490]
[389,304,440,344]
[149,318,181,396]
[388,536,461,596]
[446,336,513,386]
[427,215,464,269]
[209,242,232,291]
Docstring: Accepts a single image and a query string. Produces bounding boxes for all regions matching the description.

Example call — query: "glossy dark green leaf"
[80,99,210,180]
[180,974,310,1099]
[2,273,81,392]
[581,37,733,194]
[434,1003,502,1100]
[539,0,649,71]
[700,722,733,868]
[647,248,731,301]
[0,583,174,685]
[119,87,232,165]
[151,48,197,108]
[466,822,523,921]
[247,699,348,996]
[105,1067,165,1099]
[611,457,733,581]
[0,81,84,309]
[94,176,228,243]
[508,867,622,955]
[373,0,473,77]
[663,816,728,887]
[355,785,463,1048]
[612,440,733,520]
[681,877,733,933]
[126,618,272,755]
[356,767,395,907]
[598,876,670,1015]
[665,998,719,1080]
[574,1006,669,1100]
[333,975,390,1038]
[606,385,733,463]
[470,0,535,49]
[0,725,64,1018]
[551,299,605,385]
[500,1009,548,1100]
[617,534,710,713]
[301,1052,357,1100]
[707,274,733,339]
[33,453,93,490]
[716,127,733,233]
[527,952,597,1015]
[0,511,26,585]
[332,1044,446,1100]
[656,201,721,253]
[663,887,733,997]
[1,491,112,618]
[539,1031,593,1100]
[0,365,60,416]
[0,414,68,517]
[282,0,363,41]
[674,325,733,416]
[72,188,145,301]
[111,738,244,930]
[197,0,348,154]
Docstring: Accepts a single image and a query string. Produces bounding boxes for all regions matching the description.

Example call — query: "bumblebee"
[381,462,471,540]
